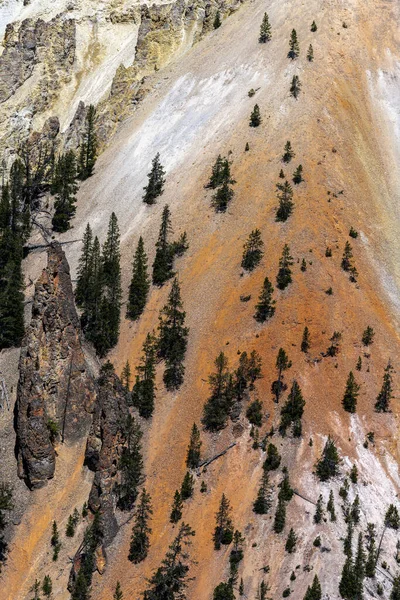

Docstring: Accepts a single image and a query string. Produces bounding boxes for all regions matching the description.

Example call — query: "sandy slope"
[2,0,400,597]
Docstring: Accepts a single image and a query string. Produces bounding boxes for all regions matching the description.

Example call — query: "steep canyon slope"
[1,0,400,598]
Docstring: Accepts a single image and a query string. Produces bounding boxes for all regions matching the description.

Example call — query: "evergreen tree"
[279,380,305,436]
[242,229,264,271]
[213,494,234,549]
[304,575,321,600]
[311,21,317,32]
[246,399,263,426]
[290,75,301,99]
[70,512,103,600]
[121,360,132,391]
[117,415,144,510]
[180,472,194,500]
[315,436,340,481]
[42,575,52,598]
[314,494,324,524]
[143,153,166,205]
[229,529,245,574]
[99,212,122,355]
[143,522,195,600]
[278,471,294,502]
[0,242,25,349]
[254,276,276,322]
[75,223,93,307]
[66,514,76,537]
[356,356,362,371]
[0,483,13,562]
[81,235,102,349]
[339,555,359,600]
[158,278,189,390]
[51,150,78,232]
[327,490,336,522]
[259,12,272,42]
[239,578,244,596]
[152,205,174,285]
[288,29,300,59]
[250,104,262,127]
[392,577,400,600]
[307,44,314,62]
[273,497,286,533]
[207,156,234,189]
[361,326,374,346]
[327,331,342,357]
[213,179,234,212]
[132,332,157,418]
[170,491,183,524]
[354,532,366,596]
[364,523,376,577]
[341,241,354,272]
[186,423,202,469]
[293,165,303,184]
[213,10,222,29]
[276,180,294,221]
[127,236,150,320]
[273,348,292,402]
[128,488,153,563]
[263,443,281,471]
[213,583,234,600]
[253,471,272,514]
[385,504,400,529]
[282,141,295,163]
[50,521,61,561]
[375,360,394,412]
[342,371,360,413]
[285,528,297,553]
[114,582,123,600]
[257,581,268,600]
[202,352,234,431]
[276,244,294,290]
[301,326,310,352]
[78,105,97,180]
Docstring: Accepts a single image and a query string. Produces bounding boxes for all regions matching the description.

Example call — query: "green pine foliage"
[303,575,322,600]
[180,472,194,500]
[361,326,375,346]
[131,332,157,418]
[314,495,324,524]
[42,575,53,598]
[157,278,189,390]
[242,229,264,271]
[114,582,124,600]
[276,244,294,289]
[213,583,234,600]
[279,380,305,436]
[213,494,234,549]
[186,423,202,469]
[288,29,300,59]
[250,104,262,127]
[253,471,272,514]
[391,577,400,600]
[285,528,297,553]
[276,180,294,221]
[78,105,97,180]
[301,326,310,352]
[170,490,183,523]
[385,504,400,529]
[207,155,236,212]
[127,236,150,320]
[311,21,317,32]
[315,436,340,481]
[272,348,292,403]
[128,488,153,563]
[50,521,61,561]
[213,10,222,29]
[307,44,314,62]
[0,482,13,562]
[152,205,174,285]
[259,12,272,42]
[365,523,376,577]
[121,360,131,391]
[117,414,144,511]
[290,75,301,99]
[342,371,360,413]
[75,223,93,307]
[51,150,78,232]
[254,277,276,322]
[143,153,166,205]
[70,513,104,600]
[263,443,281,472]
[246,399,263,426]
[327,490,336,522]
[273,497,286,533]
[375,360,394,412]
[292,165,303,184]
[282,141,295,162]
[202,352,234,431]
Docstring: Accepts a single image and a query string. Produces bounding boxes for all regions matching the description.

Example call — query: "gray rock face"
[15,243,96,489]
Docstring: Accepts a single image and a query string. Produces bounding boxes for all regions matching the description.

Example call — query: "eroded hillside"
[1,0,400,598]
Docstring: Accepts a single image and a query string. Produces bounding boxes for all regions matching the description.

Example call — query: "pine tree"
[303,575,321,600]
[278,471,294,502]
[273,348,292,403]
[180,472,194,500]
[186,423,202,469]
[131,333,157,418]
[385,504,400,529]
[327,490,336,521]
[254,277,276,322]
[314,494,324,524]
[81,235,102,349]
[152,205,174,285]
[246,399,263,426]
[0,482,13,562]
[121,360,132,391]
[50,521,61,561]
[354,532,365,596]
[78,105,97,180]
[99,212,122,355]
[290,75,301,99]
[42,575,52,598]
[213,179,234,212]
[392,577,400,600]
[341,241,354,272]
[250,104,262,127]
[213,10,222,29]
[356,356,362,371]
[207,155,228,189]
[51,150,78,232]
[257,581,269,600]
[239,578,244,596]
[276,244,294,290]
[143,153,166,205]
[375,360,394,412]
[114,582,123,600]
[273,497,286,533]
[259,12,272,42]
[327,331,342,357]
[311,21,317,32]
[288,29,300,59]
[128,488,153,563]
[361,326,374,346]
[276,180,294,221]
[315,436,340,481]
[117,415,144,510]
[342,371,360,413]
[66,514,76,537]
[301,326,310,352]
[279,380,305,436]
[0,241,25,349]
[158,278,189,390]
[339,555,359,600]
[285,528,297,553]
[202,352,234,431]
[242,229,264,271]
[170,490,183,523]
[365,523,376,577]
[307,44,314,62]
[144,522,195,599]
[213,583,234,600]
[253,471,272,514]
[293,165,303,184]
[214,494,234,549]
[282,141,295,163]
[75,223,93,307]
[263,443,281,471]
[127,236,150,320]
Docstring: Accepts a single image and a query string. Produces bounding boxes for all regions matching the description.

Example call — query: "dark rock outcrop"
[15,243,96,489]
[85,366,129,546]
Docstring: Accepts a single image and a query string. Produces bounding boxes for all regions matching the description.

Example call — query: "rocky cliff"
[15,242,96,489]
